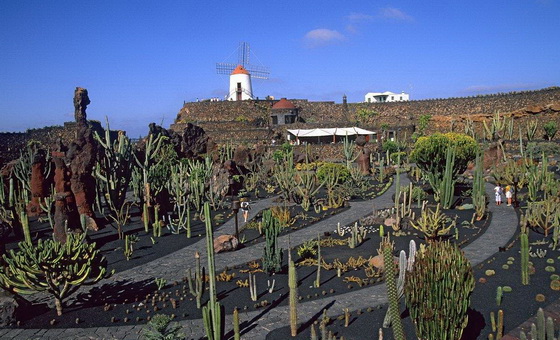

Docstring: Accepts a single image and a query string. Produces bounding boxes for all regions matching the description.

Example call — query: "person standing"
[241,198,250,222]
[505,185,513,206]
[494,183,503,206]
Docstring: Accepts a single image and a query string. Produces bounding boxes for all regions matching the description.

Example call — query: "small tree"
[143,314,185,340]
[543,121,558,141]
[0,233,112,316]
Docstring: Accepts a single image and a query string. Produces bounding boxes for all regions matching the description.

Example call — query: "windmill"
[216,42,270,101]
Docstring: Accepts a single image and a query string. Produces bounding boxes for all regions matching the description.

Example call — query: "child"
[240,198,250,222]
[494,183,503,206]
[505,185,513,206]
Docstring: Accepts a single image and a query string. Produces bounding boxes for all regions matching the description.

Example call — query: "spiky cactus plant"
[404,240,474,340]
[0,233,111,316]
[288,250,298,337]
[201,202,223,340]
[380,236,405,340]
[521,232,530,285]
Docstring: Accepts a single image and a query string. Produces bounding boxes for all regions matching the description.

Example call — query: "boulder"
[0,292,18,327]
[549,102,560,112]
[384,217,397,228]
[368,254,398,271]
[214,235,239,253]
[525,105,544,114]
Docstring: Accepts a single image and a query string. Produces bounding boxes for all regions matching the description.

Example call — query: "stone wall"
[0,121,107,167]
[171,87,560,144]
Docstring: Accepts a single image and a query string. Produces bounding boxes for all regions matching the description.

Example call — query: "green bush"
[410,132,478,178]
[526,141,560,157]
[543,121,558,140]
[382,140,406,154]
[316,163,351,184]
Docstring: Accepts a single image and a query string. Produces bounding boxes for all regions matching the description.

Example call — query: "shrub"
[410,132,478,178]
[526,141,560,157]
[543,121,558,140]
[316,163,351,184]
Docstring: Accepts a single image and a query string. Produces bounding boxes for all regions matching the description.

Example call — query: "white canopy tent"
[287,127,376,144]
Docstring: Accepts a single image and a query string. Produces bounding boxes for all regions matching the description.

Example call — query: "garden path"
[0,174,520,340]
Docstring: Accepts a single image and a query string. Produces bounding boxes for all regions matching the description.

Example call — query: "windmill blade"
[247,65,270,80]
[216,62,237,75]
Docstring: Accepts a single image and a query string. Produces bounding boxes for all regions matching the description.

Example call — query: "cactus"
[496,286,503,306]
[472,151,486,220]
[497,310,504,339]
[233,308,240,340]
[201,202,223,340]
[123,234,139,261]
[294,158,324,211]
[262,209,283,273]
[343,136,359,169]
[94,119,133,238]
[348,222,367,249]
[0,233,112,316]
[249,272,257,301]
[187,251,204,309]
[166,162,192,236]
[383,240,416,328]
[288,250,298,337]
[521,232,530,285]
[314,233,321,288]
[404,240,474,340]
[380,236,405,340]
[438,146,456,209]
[410,204,455,240]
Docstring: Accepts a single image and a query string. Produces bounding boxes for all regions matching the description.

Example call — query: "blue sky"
[1,1,559,137]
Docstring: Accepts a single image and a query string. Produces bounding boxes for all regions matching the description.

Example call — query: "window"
[400,96,402,100]
[271,116,278,125]
[391,96,394,100]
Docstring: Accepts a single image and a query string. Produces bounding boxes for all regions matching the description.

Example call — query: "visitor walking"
[505,185,513,206]
[494,183,503,206]
[241,198,250,222]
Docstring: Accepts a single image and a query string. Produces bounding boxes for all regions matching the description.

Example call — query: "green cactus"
[380,236,405,340]
[187,251,204,309]
[314,233,321,288]
[94,118,133,238]
[288,250,298,337]
[521,232,530,285]
[201,202,223,340]
[262,209,283,273]
[0,233,112,316]
[472,151,486,220]
[233,308,240,340]
[404,240,474,340]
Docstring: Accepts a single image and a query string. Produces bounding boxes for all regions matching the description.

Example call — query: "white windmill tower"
[216,42,270,101]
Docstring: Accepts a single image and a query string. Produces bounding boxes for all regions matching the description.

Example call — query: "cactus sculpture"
[201,202,223,340]
[288,250,298,337]
[187,251,204,309]
[521,232,530,285]
[0,233,111,316]
[262,209,283,273]
[404,240,474,340]
[380,236,406,340]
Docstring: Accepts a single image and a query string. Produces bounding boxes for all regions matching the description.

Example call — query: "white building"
[364,91,409,103]
[227,65,253,101]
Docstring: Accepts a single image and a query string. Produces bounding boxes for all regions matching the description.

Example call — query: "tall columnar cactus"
[0,233,112,316]
[521,232,530,285]
[438,146,457,209]
[380,236,406,340]
[288,250,298,337]
[187,251,204,309]
[202,202,223,340]
[384,240,416,328]
[404,240,474,340]
[343,136,358,169]
[166,162,192,236]
[233,308,240,340]
[472,151,486,220]
[314,233,321,288]
[262,209,283,273]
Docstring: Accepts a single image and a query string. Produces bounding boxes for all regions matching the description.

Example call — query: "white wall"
[227,73,253,101]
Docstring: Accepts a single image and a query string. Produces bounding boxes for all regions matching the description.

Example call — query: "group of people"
[494,183,513,206]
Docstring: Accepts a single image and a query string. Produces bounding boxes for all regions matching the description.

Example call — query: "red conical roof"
[272,98,296,110]
[231,65,250,75]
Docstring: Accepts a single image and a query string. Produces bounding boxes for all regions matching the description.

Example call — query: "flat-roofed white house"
[364,91,409,103]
